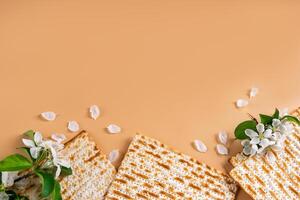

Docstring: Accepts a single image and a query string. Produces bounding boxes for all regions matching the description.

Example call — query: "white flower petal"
[1,171,18,187]
[55,165,61,179]
[243,146,252,155]
[193,140,207,153]
[89,105,100,120]
[257,147,265,154]
[245,129,258,138]
[218,131,228,145]
[108,149,120,163]
[272,119,281,127]
[260,138,270,148]
[34,132,43,145]
[271,132,281,141]
[51,133,66,143]
[241,139,250,147]
[264,129,272,138]
[30,147,41,159]
[271,144,283,151]
[40,111,56,121]
[279,123,294,135]
[106,124,121,134]
[68,121,80,132]
[256,123,265,133]
[0,192,9,200]
[250,137,260,145]
[250,144,258,156]
[22,139,35,148]
[216,144,228,155]
[249,87,259,98]
[235,99,249,108]
[265,151,276,163]
[56,158,70,168]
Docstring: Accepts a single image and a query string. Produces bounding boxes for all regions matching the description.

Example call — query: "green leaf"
[34,170,55,197]
[0,154,32,171]
[60,166,72,176]
[259,114,273,124]
[272,108,280,119]
[234,120,257,139]
[23,130,35,139]
[281,115,300,125]
[52,180,62,200]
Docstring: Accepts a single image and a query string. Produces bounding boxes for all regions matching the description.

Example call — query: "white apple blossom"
[242,119,296,157]
[22,131,70,179]
[245,123,275,154]
[22,131,43,159]
[271,119,294,135]
[1,171,19,187]
[39,139,69,178]
[241,139,258,156]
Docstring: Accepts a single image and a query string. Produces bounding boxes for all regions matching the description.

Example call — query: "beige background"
[1,1,300,199]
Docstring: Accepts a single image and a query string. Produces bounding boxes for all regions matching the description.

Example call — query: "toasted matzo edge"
[105,134,238,200]
[229,108,300,199]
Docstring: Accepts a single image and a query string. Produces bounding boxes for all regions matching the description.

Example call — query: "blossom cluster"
[241,119,294,156]
[22,132,70,178]
[1,131,70,192]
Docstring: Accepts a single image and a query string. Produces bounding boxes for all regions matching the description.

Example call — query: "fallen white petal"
[249,87,259,98]
[89,105,100,120]
[51,133,66,143]
[236,99,249,108]
[68,121,80,132]
[218,131,228,145]
[40,111,56,121]
[106,124,121,134]
[108,149,120,163]
[265,151,276,163]
[216,144,228,155]
[193,140,207,153]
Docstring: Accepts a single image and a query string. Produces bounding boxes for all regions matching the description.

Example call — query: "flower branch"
[0,130,72,200]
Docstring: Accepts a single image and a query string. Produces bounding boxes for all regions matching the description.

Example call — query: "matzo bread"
[229,108,300,199]
[105,134,238,200]
[59,130,116,200]
[11,130,116,200]
[230,107,300,167]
